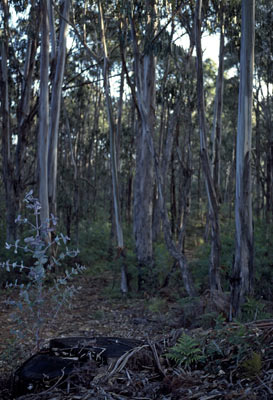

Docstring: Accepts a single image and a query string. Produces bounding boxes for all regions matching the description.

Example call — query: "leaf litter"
[0,275,272,399]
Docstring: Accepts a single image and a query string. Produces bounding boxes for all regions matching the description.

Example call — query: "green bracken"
[166,333,205,370]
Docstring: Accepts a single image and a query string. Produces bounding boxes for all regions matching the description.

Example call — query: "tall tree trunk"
[63,102,76,238]
[0,0,16,241]
[265,83,273,223]
[254,86,261,218]
[130,3,156,285]
[231,0,255,318]
[38,0,50,231]
[152,53,171,242]
[144,109,196,296]
[177,109,193,254]
[98,0,128,293]
[211,4,225,200]
[48,0,70,216]
[195,0,222,292]
[15,2,40,220]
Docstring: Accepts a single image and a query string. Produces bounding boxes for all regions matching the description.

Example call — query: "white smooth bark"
[231,0,255,318]
[211,5,225,195]
[38,0,50,231]
[48,0,70,215]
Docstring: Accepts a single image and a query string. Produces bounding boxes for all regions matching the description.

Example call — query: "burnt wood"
[12,336,143,398]
[50,336,143,359]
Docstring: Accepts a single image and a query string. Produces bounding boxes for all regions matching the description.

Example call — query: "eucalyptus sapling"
[1,190,85,350]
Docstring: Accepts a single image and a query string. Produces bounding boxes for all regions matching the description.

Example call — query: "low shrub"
[1,190,85,351]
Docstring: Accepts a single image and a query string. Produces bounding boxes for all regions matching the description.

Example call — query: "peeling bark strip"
[195,0,222,292]
[231,0,255,318]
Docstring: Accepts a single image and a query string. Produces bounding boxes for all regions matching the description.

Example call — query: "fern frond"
[166,334,205,370]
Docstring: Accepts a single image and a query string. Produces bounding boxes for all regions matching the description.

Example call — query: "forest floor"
[0,271,273,399]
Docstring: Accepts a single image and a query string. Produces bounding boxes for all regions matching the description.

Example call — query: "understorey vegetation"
[0,194,272,399]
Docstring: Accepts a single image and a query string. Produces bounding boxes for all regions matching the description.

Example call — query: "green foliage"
[103,285,125,300]
[241,352,262,377]
[190,218,273,301]
[147,297,167,314]
[77,220,111,270]
[198,312,226,329]
[107,239,173,295]
[196,323,265,374]
[214,313,226,329]
[253,221,273,300]
[211,323,263,368]
[225,324,249,363]
[1,191,85,350]
[176,296,204,327]
[190,244,210,292]
[166,334,205,370]
[0,337,26,372]
[126,241,172,294]
[146,242,173,290]
[93,310,106,320]
[241,297,272,322]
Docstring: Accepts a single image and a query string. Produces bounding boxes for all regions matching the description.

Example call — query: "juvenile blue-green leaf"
[40,256,48,265]
[15,215,22,223]
[24,236,35,243]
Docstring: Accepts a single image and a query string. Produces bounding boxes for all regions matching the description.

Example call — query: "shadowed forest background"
[0,0,272,323]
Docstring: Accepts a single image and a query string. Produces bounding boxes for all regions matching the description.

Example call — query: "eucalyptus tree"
[16,3,40,205]
[98,0,128,293]
[0,0,15,241]
[48,0,71,217]
[38,0,50,232]
[254,0,273,221]
[37,0,71,232]
[125,1,196,295]
[0,0,40,241]
[129,0,157,284]
[195,0,222,292]
[231,0,255,318]
[211,1,225,200]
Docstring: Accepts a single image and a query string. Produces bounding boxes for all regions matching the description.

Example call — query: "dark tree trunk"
[98,0,128,293]
[0,0,16,241]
